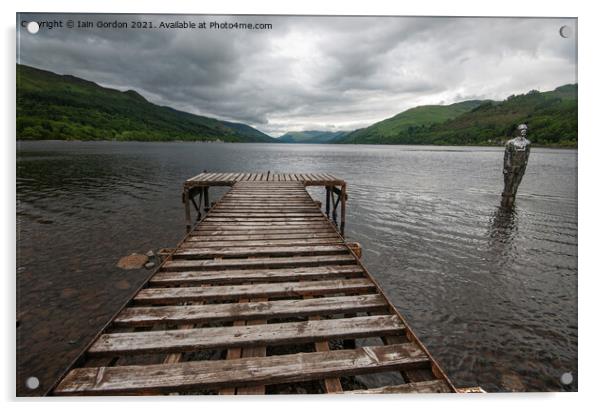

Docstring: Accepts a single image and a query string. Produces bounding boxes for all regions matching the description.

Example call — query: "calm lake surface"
[16,141,577,395]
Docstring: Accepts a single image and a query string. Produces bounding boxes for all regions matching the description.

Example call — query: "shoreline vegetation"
[17,64,577,148]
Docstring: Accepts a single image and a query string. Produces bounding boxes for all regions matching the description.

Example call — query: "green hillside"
[16,64,275,142]
[411,85,577,146]
[278,130,349,143]
[339,85,577,146]
[340,100,483,144]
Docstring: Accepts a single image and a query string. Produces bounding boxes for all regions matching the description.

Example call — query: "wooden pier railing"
[50,173,456,395]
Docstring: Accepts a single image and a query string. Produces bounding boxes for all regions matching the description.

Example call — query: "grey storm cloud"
[17,14,577,136]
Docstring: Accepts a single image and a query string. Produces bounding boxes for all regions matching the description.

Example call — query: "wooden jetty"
[51,172,456,395]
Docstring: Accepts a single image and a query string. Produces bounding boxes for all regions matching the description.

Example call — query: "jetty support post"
[183,188,191,233]
[183,185,207,232]
[203,187,210,212]
[331,188,337,225]
[340,182,347,237]
[193,189,203,221]
[326,183,347,237]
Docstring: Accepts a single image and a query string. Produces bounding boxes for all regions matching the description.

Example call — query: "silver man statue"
[501,124,531,206]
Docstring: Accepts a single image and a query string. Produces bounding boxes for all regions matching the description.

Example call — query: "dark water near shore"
[16,141,577,395]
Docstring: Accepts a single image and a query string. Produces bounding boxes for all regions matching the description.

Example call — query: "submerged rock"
[117,253,148,270]
[114,279,131,290]
[501,372,526,392]
[60,287,78,298]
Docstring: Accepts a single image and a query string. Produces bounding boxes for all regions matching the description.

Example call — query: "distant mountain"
[16,64,275,142]
[278,130,349,143]
[338,85,577,146]
[339,100,484,144]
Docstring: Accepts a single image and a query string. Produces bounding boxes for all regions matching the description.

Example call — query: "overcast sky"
[17,14,577,137]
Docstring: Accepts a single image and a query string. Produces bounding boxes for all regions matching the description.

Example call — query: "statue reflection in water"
[488,205,518,249]
[501,124,531,207]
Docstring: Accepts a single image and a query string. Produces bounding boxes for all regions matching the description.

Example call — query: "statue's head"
[517,124,528,137]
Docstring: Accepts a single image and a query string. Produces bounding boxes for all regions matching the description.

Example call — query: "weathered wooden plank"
[219,198,308,201]
[193,229,336,236]
[221,173,234,182]
[219,191,306,194]
[230,186,303,190]
[343,380,452,394]
[225,192,305,195]
[220,192,307,195]
[216,200,314,204]
[194,228,333,234]
[150,265,363,286]
[221,193,308,196]
[208,210,319,215]
[188,232,340,241]
[212,207,319,211]
[173,244,349,259]
[208,212,322,217]
[192,229,336,237]
[55,344,428,395]
[221,192,308,195]
[163,254,356,271]
[181,238,343,248]
[116,294,387,326]
[207,212,321,216]
[236,182,300,185]
[203,217,325,223]
[88,315,403,356]
[210,211,321,216]
[229,186,305,189]
[195,222,330,229]
[223,196,309,201]
[198,222,331,228]
[134,278,374,304]
[214,204,316,208]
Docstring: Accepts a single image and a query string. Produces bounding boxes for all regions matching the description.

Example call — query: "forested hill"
[338,85,577,146]
[339,100,483,144]
[16,64,275,142]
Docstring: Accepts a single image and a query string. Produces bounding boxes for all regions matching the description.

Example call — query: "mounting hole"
[560,372,573,385]
[559,25,572,39]
[26,21,40,34]
[25,376,40,390]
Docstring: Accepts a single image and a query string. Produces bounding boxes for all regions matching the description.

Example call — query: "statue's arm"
[503,145,512,172]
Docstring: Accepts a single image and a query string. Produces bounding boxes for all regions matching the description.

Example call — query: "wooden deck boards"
[51,177,455,396]
[54,344,431,395]
[185,172,344,187]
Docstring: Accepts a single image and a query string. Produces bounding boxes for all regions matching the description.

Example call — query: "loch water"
[16,141,577,394]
